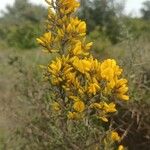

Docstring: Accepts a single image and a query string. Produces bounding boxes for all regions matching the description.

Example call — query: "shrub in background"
[78,0,126,44]
[141,0,150,20]
[124,18,150,40]
[21,0,129,149]
[0,0,46,49]
[87,27,112,54]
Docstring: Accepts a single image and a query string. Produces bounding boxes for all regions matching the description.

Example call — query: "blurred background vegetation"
[0,0,149,150]
[0,0,46,49]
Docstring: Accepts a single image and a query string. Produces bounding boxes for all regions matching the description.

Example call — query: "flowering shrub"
[37,0,129,149]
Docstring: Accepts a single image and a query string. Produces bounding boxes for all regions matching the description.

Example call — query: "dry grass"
[0,37,149,149]
[0,48,51,149]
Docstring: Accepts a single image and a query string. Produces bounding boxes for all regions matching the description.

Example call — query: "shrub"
[0,0,46,49]
[87,27,112,53]
[4,0,130,149]
[78,0,126,44]
[124,18,150,40]
[35,0,129,149]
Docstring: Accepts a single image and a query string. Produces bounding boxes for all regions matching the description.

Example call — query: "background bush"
[0,0,46,49]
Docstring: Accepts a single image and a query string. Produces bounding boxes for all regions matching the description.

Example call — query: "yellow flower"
[51,76,62,85]
[67,111,80,119]
[71,41,89,56]
[101,68,114,81]
[114,78,129,101]
[48,58,62,74]
[117,94,129,101]
[72,41,83,55]
[118,145,125,150]
[88,83,100,95]
[101,59,122,81]
[36,32,52,46]
[59,0,80,14]
[37,0,129,127]
[73,57,91,74]
[103,102,117,113]
[65,72,76,83]
[90,102,117,113]
[90,103,103,109]
[117,85,128,94]
[73,101,85,112]
[63,65,73,75]
[107,81,116,93]
[116,86,129,101]
[101,59,116,72]
[69,96,80,101]
[51,102,61,111]
[66,18,86,37]
[57,29,64,38]
[90,102,117,122]
[99,116,108,122]
[66,24,73,33]
[85,42,93,50]
[111,131,121,142]
[116,79,128,88]
[77,21,86,33]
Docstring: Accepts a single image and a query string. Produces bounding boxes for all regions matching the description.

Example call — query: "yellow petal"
[111,131,121,142]
[99,116,108,122]
[118,145,125,150]
[73,101,85,112]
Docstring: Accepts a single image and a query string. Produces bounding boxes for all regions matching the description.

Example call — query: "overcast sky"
[0,0,146,17]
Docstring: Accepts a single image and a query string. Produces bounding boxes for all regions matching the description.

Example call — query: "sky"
[0,0,146,17]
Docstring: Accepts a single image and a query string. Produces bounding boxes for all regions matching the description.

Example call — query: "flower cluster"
[103,131,125,150]
[37,0,129,123]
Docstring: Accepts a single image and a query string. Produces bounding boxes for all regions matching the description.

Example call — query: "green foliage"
[2,22,39,49]
[78,0,126,44]
[0,0,46,49]
[87,27,111,53]
[124,18,150,39]
[141,0,150,20]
